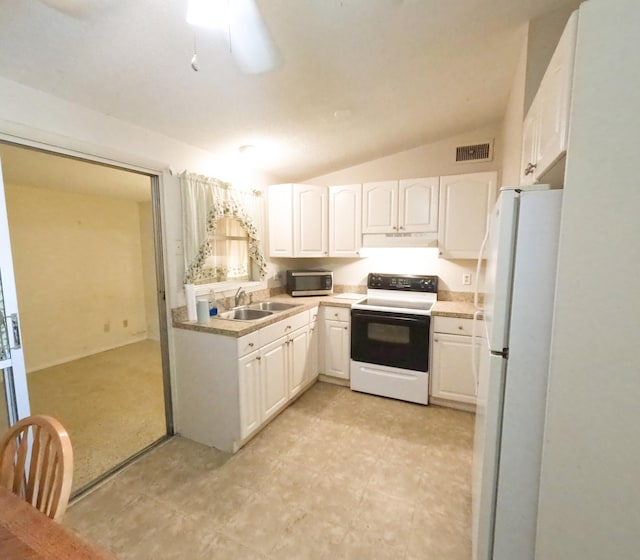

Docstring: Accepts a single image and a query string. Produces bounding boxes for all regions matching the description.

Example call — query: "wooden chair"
[0,415,73,522]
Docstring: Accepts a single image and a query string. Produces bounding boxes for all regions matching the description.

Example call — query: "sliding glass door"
[0,157,30,432]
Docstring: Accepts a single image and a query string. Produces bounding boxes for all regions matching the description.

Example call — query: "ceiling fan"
[36,0,282,75]
[187,0,282,74]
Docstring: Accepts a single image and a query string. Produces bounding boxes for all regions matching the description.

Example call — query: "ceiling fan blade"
[37,0,113,19]
[228,0,282,74]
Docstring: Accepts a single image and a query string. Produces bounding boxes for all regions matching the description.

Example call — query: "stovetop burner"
[351,273,438,316]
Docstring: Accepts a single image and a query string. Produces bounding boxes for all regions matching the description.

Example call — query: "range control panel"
[367,273,438,293]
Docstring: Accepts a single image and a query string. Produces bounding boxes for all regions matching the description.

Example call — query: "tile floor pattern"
[65,382,474,559]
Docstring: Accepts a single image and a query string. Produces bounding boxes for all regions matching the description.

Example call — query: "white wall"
[0,77,280,308]
[293,124,502,293]
[535,1,640,558]
[307,123,501,185]
[524,2,583,114]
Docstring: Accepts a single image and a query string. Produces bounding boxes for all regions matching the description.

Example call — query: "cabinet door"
[521,101,540,185]
[329,184,362,257]
[438,172,497,259]
[293,184,328,257]
[307,318,319,383]
[535,12,577,178]
[268,184,293,257]
[238,351,262,439]
[398,177,439,233]
[431,333,479,404]
[261,337,289,421]
[362,180,398,233]
[288,327,309,399]
[322,319,350,379]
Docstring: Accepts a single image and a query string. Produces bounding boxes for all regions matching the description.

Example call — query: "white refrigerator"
[472,187,563,560]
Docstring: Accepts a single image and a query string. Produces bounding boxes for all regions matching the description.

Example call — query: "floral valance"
[180,172,267,285]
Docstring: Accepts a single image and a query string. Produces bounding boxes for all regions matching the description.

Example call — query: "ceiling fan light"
[186,0,229,30]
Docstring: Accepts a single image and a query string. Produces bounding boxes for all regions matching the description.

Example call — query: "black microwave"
[286,270,333,297]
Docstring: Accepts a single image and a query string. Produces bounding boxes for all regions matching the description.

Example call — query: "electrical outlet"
[462,273,472,285]
[103,322,110,333]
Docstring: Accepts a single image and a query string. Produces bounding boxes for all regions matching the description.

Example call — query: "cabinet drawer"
[322,305,350,322]
[433,316,476,336]
[237,330,262,357]
[261,311,308,346]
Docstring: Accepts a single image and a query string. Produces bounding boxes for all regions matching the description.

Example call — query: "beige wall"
[138,201,160,340]
[500,32,528,186]
[6,183,151,372]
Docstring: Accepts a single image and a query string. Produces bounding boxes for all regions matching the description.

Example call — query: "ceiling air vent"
[455,141,493,163]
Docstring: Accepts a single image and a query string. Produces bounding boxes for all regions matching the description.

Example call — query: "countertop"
[173,294,479,338]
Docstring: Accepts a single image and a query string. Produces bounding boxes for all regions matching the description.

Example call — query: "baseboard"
[27,335,151,374]
[318,374,350,387]
[429,396,476,413]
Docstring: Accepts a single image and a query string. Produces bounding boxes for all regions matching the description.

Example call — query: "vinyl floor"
[65,381,474,559]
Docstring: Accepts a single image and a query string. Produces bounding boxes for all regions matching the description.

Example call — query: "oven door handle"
[351,310,429,325]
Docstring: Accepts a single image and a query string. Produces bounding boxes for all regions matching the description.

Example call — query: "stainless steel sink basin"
[248,301,301,312]
[219,308,273,321]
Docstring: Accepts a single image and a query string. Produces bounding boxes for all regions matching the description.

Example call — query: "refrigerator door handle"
[471,308,483,390]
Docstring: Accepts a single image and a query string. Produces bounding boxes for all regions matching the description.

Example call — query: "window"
[201,217,250,282]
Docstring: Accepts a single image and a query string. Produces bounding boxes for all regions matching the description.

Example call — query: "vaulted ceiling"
[0,0,580,183]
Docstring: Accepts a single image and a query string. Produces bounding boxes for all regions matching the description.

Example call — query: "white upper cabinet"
[438,171,497,260]
[329,184,362,257]
[293,184,328,257]
[267,184,294,256]
[521,11,578,185]
[363,177,438,234]
[398,177,439,233]
[268,184,328,257]
[362,180,397,233]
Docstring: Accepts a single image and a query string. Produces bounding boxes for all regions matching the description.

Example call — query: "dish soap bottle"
[208,290,218,317]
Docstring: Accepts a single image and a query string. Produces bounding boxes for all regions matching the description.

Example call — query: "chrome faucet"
[234,286,247,307]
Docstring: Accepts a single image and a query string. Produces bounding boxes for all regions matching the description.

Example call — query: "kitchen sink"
[248,301,301,312]
[219,308,273,321]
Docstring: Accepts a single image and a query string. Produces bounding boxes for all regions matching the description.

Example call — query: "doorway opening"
[0,142,172,494]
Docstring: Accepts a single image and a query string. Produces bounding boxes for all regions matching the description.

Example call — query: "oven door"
[350,309,430,372]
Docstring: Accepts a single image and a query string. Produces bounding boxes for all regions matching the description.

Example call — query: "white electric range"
[350,272,438,405]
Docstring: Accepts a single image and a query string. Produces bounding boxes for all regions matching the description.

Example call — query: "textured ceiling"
[0,0,581,183]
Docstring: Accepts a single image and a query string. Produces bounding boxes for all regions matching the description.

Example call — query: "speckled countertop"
[173,292,479,338]
[172,294,358,338]
[431,301,479,319]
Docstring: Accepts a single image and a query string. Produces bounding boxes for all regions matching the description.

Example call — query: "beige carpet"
[27,339,167,491]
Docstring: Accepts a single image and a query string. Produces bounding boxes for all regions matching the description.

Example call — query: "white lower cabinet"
[430,317,481,408]
[307,307,319,381]
[238,350,262,439]
[175,309,316,453]
[320,306,351,381]
[261,335,290,421]
[286,326,310,400]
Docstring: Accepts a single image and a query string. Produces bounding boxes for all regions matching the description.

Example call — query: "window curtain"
[180,171,267,284]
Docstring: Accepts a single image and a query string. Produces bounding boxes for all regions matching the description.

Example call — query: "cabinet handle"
[344,326,348,331]
[257,356,261,361]
[248,342,254,347]
[334,313,339,317]
[458,325,463,330]
[524,162,537,176]
[285,325,292,330]
[393,226,398,230]
[398,226,404,230]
